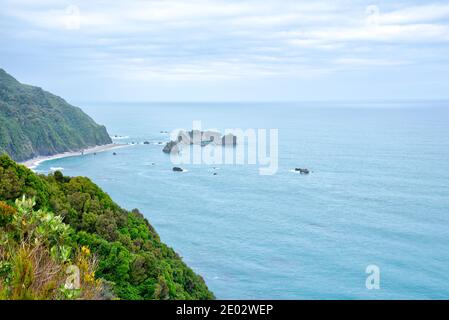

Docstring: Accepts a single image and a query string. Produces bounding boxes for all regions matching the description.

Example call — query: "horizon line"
[71,98,449,105]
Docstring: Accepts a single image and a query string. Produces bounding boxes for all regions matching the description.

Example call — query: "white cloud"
[334,57,409,67]
[289,24,449,44]
[1,0,449,82]
[379,4,449,25]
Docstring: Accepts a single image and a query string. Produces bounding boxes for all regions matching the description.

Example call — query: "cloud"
[379,4,449,24]
[1,0,449,86]
[288,24,449,45]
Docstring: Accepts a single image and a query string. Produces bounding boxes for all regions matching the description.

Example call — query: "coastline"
[21,143,128,169]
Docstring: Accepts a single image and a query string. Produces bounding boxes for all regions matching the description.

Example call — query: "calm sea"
[37,101,449,299]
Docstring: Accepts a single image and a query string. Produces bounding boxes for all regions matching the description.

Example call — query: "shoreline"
[21,143,128,169]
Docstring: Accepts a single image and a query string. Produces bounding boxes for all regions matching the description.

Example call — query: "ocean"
[36,101,449,299]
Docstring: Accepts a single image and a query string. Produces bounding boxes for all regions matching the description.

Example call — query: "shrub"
[0,196,105,300]
[0,201,15,227]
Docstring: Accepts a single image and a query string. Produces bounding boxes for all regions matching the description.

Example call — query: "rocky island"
[163,130,238,154]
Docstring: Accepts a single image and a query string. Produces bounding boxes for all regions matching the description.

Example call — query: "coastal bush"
[0,200,15,226]
[0,196,103,300]
[0,154,214,300]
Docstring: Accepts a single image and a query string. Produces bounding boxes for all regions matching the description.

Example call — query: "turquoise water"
[37,101,449,299]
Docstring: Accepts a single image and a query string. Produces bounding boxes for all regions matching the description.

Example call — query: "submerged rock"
[143,141,150,145]
[173,167,184,172]
[295,168,310,174]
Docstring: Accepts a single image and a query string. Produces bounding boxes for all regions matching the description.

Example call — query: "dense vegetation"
[0,69,112,162]
[0,196,106,299]
[0,155,214,300]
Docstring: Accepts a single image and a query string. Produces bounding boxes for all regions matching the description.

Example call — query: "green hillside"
[0,154,214,299]
[0,69,112,162]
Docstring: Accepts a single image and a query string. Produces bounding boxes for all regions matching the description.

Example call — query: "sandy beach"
[21,143,128,169]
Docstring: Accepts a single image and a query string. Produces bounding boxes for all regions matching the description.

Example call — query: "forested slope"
[0,69,112,162]
[0,155,214,300]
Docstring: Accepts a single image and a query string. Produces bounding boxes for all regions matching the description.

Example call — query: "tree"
[53,170,64,183]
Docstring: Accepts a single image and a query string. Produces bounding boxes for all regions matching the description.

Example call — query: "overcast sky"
[1,0,449,102]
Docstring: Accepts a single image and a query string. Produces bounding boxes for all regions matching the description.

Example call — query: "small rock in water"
[213,173,218,176]
[173,167,184,172]
[143,141,150,145]
[295,168,310,174]
[113,152,117,156]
